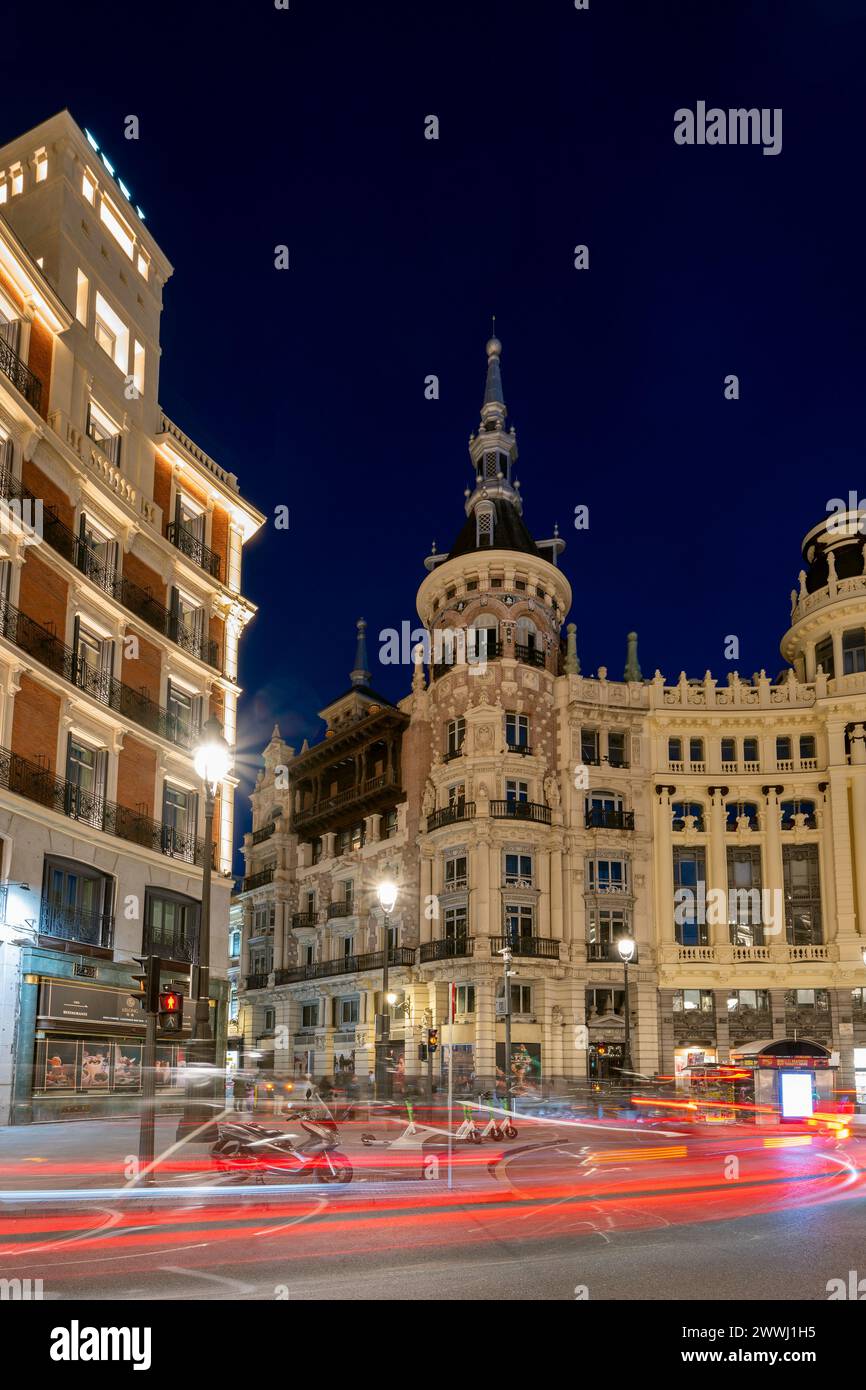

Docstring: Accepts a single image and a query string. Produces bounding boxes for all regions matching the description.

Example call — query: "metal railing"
[294,772,400,826]
[327,900,354,919]
[291,911,318,928]
[167,520,222,580]
[274,946,416,985]
[0,743,207,864]
[490,934,560,959]
[490,800,552,824]
[246,972,270,990]
[514,643,545,668]
[251,822,276,844]
[0,334,42,411]
[427,801,476,832]
[419,937,474,962]
[0,597,197,750]
[585,807,635,831]
[39,898,114,948]
[506,743,533,756]
[242,866,275,892]
[586,940,641,963]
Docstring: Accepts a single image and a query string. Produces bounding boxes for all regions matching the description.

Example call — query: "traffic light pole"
[138,1005,158,1185]
[375,912,391,1102]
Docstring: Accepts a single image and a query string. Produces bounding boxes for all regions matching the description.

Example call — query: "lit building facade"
[237,333,866,1103]
[0,112,263,1123]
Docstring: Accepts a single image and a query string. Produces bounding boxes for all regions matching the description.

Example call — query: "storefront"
[686,1039,835,1125]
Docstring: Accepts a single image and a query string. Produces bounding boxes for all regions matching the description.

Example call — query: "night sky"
[5,0,866,861]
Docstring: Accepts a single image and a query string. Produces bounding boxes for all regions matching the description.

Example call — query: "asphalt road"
[2,1114,865,1300]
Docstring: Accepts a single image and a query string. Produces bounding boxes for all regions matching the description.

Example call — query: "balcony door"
[42,856,113,947]
[65,734,107,827]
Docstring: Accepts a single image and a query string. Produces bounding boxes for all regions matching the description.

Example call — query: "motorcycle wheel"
[503,1123,518,1139]
[315,1152,353,1184]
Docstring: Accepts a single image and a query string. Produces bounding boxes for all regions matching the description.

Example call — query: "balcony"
[427,800,475,832]
[39,898,114,949]
[432,638,500,680]
[0,598,197,750]
[167,520,222,581]
[506,743,533,756]
[246,972,270,990]
[586,940,640,963]
[490,934,560,960]
[490,800,552,825]
[514,643,545,668]
[251,822,276,845]
[585,807,635,831]
[242,866,275,893]
[419,937,474,963]
[327,900,354,919]
[274,946,416,985]
[442,747,464,763]
[0,743,207,864]
[292,911,318,929]
[0,333,42,412]
[294,771,401,830]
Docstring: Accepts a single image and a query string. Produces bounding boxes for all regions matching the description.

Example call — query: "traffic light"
[131,956,160,1014]
[427,1028,439,1054]
[158,988,183,1032]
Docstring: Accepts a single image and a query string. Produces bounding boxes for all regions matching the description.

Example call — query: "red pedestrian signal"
[159,990,183,1032]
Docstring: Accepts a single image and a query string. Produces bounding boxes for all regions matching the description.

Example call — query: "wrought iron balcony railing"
[0,333,42,412]
[490,934,560,959]
[39,898,114,949]
[585,808,635,831]
[426,801,476,832]
[514,643,545,668]
[246,972,270,990]
[274,946,416,985]
[167,520,222,581]
[506,742,533,756]
[251,821,276,844]
[0,597,197,750]
[490,800,552,824]
[242,866,275,892]
[586,940,641,963]
[327,900,354,919]
[292,911,319,928]
[419,937,474,962]
[0,743,207,864]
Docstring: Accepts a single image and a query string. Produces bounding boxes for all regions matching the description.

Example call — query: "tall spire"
[350,617,371,687]
[481,323,506,429]
[624,631,642,683]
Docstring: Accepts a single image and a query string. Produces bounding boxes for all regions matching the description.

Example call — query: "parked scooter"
[211,1113,353,1184]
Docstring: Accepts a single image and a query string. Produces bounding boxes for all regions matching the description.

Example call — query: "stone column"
[653,785,677,944]
[420,850,434,945]
[473,835,490,941]
[550,842,564,941]
[474,978,496,1089]
[761,785,785,949]
[707,786,729,950]
[538,847,551,937]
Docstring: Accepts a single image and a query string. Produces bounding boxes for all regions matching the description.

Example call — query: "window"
[10,164,22,196]
[504,903,534,940]
[815,637,834,679]
[799,734,816,761]
[132,339,145,397]
[785,988,829,1011]
[587,857,628,893]
[176,493,205,541]
[94,291,129,372]
[263,1007,276,1033]
[85,400,122,465]
[505,779,528,803]
[251,904,275,935]
[170,587,206,651]
[143,888,200,962]
[504,852,533,886]
[447,782,466,809]
[301,1003,319,1029]
[843,628,866,675]
[444,854,467,890]
[444,905,467,942]
[587,905,630,952]
[100,195,135,259]
[0,291,20,352]
[162,783,197,857]
[41,856,113,946]
[137,251,149,281]
[506,712,529,749]
[304,942,314,965]
[229,929,241,958]
[475,502,494,547]
[338,997,359,1025]
[72,617,114,701]
[499,982,532,1015]
[726,800,759,829]
[688,738,704,764]
[776,736,792,762]
[727,989,770,1014]
[727,846,763,945]
[34,150,48,182]
[742,737,759,764]
[581,729,599,764]
[586,791,624,825]
[229,990,239,1022]
[721,736,737,764]
[673,989,714,1013]
[446,717,465,757]
[672,801,703,830]
[668,737,683,763]
[82,170,96,204]
[673,846,707,946]
[166,680,200,743]
[456,984,475,1014]
[608,731,627,767]
[469,618,498,661]
[780,798,816,828]
[75,269,89,325]
[383,809,398,838]
[783,844,822,945]
[65,734,107,827]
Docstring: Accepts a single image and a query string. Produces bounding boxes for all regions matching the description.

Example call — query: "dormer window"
[476,502,494,548]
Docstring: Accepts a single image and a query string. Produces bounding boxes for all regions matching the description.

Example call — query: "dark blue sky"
[6,0,866,853]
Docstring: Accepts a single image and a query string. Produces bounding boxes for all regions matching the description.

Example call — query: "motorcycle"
[211,1113,353,1184]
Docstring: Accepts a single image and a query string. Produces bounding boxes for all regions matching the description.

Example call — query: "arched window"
[585,791,626,830]
[780,798,816,828]
[725,800,759,830]
[475,502,495,548]
[469,615,498,661]
[843,627,866,674]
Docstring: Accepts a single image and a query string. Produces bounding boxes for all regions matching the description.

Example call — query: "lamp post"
[498,945,515,1100]
[376,879,398,1102]
[618,936,636,1079]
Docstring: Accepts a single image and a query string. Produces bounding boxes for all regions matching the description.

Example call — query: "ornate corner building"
[0,113,264,1123]
[236,333,866,1100]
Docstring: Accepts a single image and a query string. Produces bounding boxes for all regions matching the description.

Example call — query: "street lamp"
[190,716,230,1060]
[617,936,636,1080]
[376,879,398,1101]
[497,945,515,1101]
